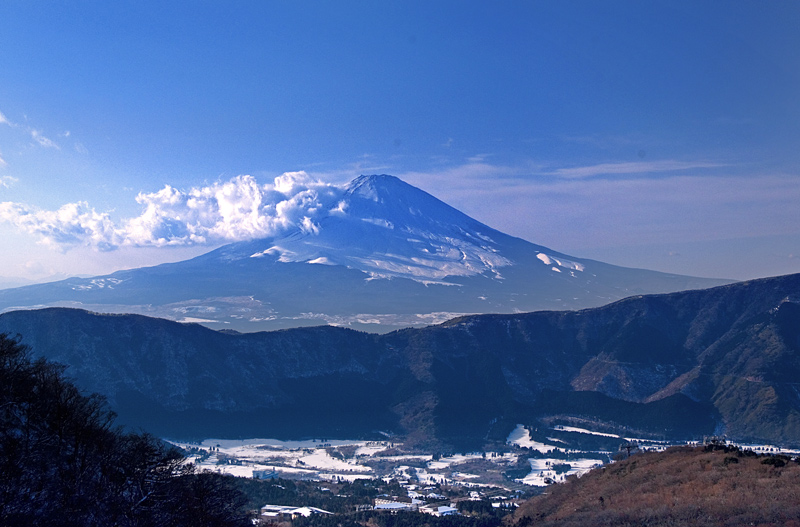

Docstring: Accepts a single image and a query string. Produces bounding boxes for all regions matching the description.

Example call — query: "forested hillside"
[0,333,252,527]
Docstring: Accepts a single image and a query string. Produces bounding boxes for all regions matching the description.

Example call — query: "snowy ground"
[506,424,560,452]
[172,436,523,489]
[170,424,793,491]
[553,425,620,438]
[173,438,377,480]
[171,426,617,488]
[427,453,506,470]
[520,458,603,487]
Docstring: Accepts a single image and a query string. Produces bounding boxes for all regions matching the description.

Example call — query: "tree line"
[0,333,252,527]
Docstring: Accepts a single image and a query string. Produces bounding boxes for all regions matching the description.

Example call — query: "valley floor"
[170,424,800,494]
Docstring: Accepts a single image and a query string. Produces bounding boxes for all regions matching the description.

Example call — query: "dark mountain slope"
[1,273,799,447]
[426,275,800,444]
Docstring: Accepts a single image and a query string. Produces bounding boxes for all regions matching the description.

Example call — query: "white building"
[260,504,333,520]
[419,505,459,516]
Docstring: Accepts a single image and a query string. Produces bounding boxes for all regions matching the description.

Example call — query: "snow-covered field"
[553,425,620,438]
[506,424,560,452]
[428,453,486,470]
[163,416,800,506]
[173,424,788,491]
[172,436,525,489]
[172,438,378,481]
[521,458,603,487]
[172,426,616,488]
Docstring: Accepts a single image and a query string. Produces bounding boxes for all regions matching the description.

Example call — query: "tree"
[0,333,252,527]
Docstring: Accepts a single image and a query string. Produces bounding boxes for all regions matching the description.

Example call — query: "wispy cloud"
[0,109,63,151]
[545,160,727,179]
[30,129,59,149]
[399,159,526,184]
[394,159,800,252]
[0,175,17,187]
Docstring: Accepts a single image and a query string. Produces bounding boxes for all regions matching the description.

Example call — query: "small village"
[246,473,525,525]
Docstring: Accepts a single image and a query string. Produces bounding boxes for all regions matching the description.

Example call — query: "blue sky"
[1,1,799,284]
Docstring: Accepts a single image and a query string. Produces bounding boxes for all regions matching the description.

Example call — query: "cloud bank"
[3,161,798,263]
[0,172,345,251]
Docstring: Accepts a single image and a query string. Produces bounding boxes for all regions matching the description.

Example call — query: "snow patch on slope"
[236,175,518,282]
[537,252,585,273]
[507,424,558,452]
[71,278,126,291]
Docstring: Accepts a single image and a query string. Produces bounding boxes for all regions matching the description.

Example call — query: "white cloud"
[0,175,17,187]
[0,110,72,152]
[0,155,7,169]
[0,201,118,251]
[30,129,59,149]
[2,160,798,268]
[545,160,726,179]
[0,172,347,251]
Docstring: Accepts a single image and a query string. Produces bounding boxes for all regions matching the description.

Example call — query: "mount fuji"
[0,175,730,332]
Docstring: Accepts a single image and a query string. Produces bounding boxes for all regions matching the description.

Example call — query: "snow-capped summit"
[242,174,519,282]
[0,175,732,332]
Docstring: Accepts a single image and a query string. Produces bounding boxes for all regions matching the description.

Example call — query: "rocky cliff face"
[2,273,800,447]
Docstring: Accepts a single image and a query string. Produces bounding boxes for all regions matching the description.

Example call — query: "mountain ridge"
[1,272,798,448]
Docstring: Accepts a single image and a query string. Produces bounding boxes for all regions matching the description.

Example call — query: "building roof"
[260,504,332,517]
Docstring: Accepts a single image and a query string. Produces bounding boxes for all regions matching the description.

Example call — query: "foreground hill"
[0,334,251,527]
[510,445,800,527]
[1,273,799,447]
[0,175,729,332]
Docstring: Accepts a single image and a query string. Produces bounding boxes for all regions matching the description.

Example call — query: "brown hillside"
[509,445,800,527]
